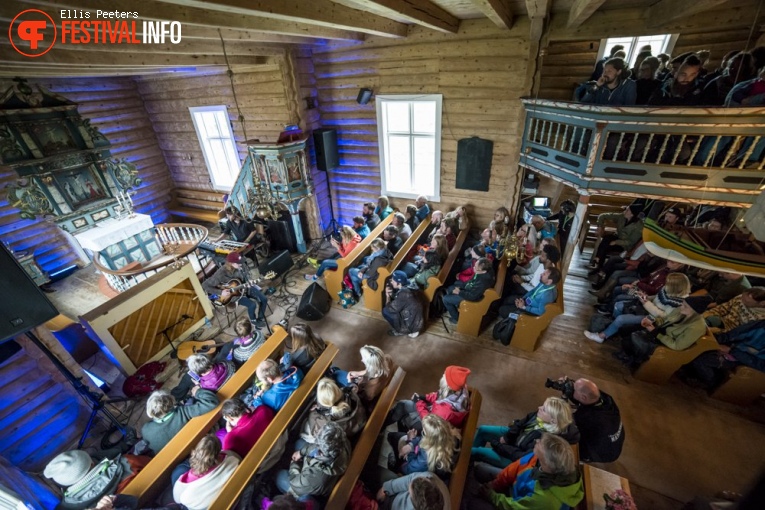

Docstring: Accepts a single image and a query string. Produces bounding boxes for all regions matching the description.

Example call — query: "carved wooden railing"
[93,223,209,292]
[519,99,765,206]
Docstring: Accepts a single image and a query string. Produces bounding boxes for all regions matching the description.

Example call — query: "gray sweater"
[381,472,451,510]
[140,389,219,454]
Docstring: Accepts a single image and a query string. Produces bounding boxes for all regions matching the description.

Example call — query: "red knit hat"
[226,252,242,264]
[444,365,470,391]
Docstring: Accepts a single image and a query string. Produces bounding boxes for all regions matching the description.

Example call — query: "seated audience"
[439,218,458,250]
[471,396,579,468]
[389,365,471,430]
[635,56,662,105]
[383,270,424,338]
[457,244,488,283]
[589,205,644,270]
[202,251,268,329]
[387,414,459,478]
[613,296,713,369]
[230,318,266,368]
[376,471,449,510]
[376,195,394,221]
[581,57,636,105]
[299,377,367,444]
[648,55,705,106]
[725,64,765,106]
[591,44,624,81]
[491,207,512,245]
[426,210,445,243]
[592,259,684,309]
[464,433,583,510]
[218,397,274,458]
[349,238,392,295]
[498,267,561,320]
[702,52,756,105]
[261,494,315,509]
[392,212,413,242]
[173,435,240,510]
[336,344,394,405]
[352,215,371,239]
[305,226,361,281]
[704,287,765,332]
[446,205,469,231]
[405,204,420,231]
[546,199,575,253]
[413,250,443,289]
[275,422,351,502]
[141,389,218,455]
[384,225,403,255]
[243,358,303,411]
[415,195,431,222]
[510,244,560,294]
[186,353,235,393]
[282,323,327,374]
[701,271,751,306]
[363,202,381,230]
[530,215,555,241]
[656,52,671,80]
[441,257,495,324]
[630,49,653,79]
[659,206,683,230]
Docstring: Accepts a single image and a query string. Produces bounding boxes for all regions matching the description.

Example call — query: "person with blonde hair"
[389,414,458,478]
[299,377,367,445]
[306,226,362,281]
[445,205,469,231]
[243,358,303,411]
[348,237,392,295]
[375,195,393,220]
[471,396,579,468]
[173,435,240,510]
[282,323,326,374]
[336,345,394,404]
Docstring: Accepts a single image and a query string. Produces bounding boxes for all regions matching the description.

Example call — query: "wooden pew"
[325,214,395,299]
[169,189,226,225]
[456,255,508,337]
[122,326,288,506]
[510,280,564,351]
[208,343,340,510]
[634,333,719,385]
[363,217,431,312]
[325,366,407,508]
[449,388,482,509]
[423,223,470,304]
[712,366,765,405]
[579,464,631,510]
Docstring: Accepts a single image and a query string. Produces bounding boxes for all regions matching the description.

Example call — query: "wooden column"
[562,193,590,279]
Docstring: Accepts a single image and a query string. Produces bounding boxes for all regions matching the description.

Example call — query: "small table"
[74,214,160,270]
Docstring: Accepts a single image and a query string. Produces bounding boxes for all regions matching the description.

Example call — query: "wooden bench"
[449,388,482,509]
[423,223,469,304]
[362,216,431,312]
[634,333,719,385]
[208,342,339,510]
[122,326,288,506]
[712,365,765,406]
[325,214,395,299]
[169,189,226,225]
[578,463,631,510]
[456,255,508,337]
[510,280,564,352]
[325,366,407,508]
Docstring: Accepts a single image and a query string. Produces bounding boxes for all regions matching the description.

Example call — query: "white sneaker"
[408,332,419,338]
[584,330,605,343]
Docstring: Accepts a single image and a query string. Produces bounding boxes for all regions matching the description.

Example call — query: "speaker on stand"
[312,128,340,238]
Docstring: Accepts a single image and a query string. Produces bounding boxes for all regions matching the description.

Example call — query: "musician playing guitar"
[202,251,269,328]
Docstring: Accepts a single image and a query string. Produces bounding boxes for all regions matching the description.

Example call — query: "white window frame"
[188,105,241,191]
[596,34,679,67]
[375,94,442,202]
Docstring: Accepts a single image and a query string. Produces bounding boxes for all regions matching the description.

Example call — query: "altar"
[73,213,161,270]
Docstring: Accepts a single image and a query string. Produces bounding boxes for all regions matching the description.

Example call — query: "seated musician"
[214,206,260,250]
[202,252,269,329]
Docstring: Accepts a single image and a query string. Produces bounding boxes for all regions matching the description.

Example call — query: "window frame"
[596,34,679,67]
[375,94,442,202]
[188,105,241,192]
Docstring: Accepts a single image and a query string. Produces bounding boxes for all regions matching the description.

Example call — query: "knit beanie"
[685,295,714,314]
[44,450,92,487]
[444,365,471,391]
[226,252,242,264]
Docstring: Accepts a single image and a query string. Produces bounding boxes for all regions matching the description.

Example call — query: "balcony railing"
[519,99,765,206]
[93,223,209,292]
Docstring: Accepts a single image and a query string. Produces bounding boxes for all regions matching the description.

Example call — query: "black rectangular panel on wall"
[456,136,493,192]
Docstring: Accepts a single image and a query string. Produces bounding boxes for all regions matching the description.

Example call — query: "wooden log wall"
[309,19,530,230]
[0,77,174,276]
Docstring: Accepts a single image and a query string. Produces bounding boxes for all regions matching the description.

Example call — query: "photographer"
[547,377,625,463]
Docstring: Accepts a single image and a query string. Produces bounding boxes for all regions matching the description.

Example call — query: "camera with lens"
[545,377,575,401]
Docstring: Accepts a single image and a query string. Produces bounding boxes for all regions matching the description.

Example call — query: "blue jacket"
[416,204,431,222]
[720,320,765,371]
[401,436,428,475]
[354,224,371,239]
[581,79,636,105]
[523,283,557,316]
[248,366,303,411]
[725,78,765,106]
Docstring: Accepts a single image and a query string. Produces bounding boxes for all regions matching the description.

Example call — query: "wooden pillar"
[561,193,590,279]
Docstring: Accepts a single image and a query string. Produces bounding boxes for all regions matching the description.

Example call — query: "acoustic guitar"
[215,270,276,305]
[177,340,229,360]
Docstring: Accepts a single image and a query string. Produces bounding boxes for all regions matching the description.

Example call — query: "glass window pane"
[413,102,436,134]
[413,137,435,195]
[385,102,411,133]
[387,135,411,190]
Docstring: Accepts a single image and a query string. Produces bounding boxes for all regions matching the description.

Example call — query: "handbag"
[338,288,357,308]
[493,316,517,346]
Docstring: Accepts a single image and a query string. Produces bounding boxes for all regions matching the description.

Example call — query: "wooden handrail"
[208,343,340,510]
[326,366,407,508]
[122,326,287,506]
[424,222,470,303]
[325,215,395,299]
[449,388,482,509]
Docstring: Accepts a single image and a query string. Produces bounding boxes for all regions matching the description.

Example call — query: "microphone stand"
[159,314,192,359]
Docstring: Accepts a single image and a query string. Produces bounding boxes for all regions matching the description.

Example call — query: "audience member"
[202,251,268,328]
[336,344,394,405]
[704,272,751,305]
[725,65,765,106]
[305,226,361,281]
[363,202,381,230]
[405,205,420,231]
[387,414,458,478]
[392,212,412,242]
[656,52,671,81]
[631,49,653,78]
[376,471,449,510]
[415,195,431,222]
[704,287,765,332]
[262,494,314,510]
[510,244,560,294]
[349,238,392,296]
[457,244,488,283]
[389,366,471,430]
[498,267,561,321]
[442,257,495,324]
[299,378,367,444]
[384,225,403,255]
[591,44,624,81]
[243,358,303,411]
[141,389,218,455]
[383,270,424,338]
[581,58,636,105]
[531,215,555,241]
[353,215,371,240]
[446,205,469,231]
[589,205,644,270]
[282,323,326,374]
[376,195,394,221]
[440,218,458,250]
[230,318,266,368]
[413,251,443,289]
[172,435,240,510]
[648,55,705,105]
[491,207,512,244]
[218,397,274,458]
[702,52,756,105]
[635,56,662,104]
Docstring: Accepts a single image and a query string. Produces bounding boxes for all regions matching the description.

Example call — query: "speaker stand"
[324,171,340,238]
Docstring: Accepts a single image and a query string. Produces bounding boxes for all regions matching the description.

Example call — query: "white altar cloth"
[74,214,154,252]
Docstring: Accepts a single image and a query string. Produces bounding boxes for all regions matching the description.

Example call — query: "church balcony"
[518,99,765,206]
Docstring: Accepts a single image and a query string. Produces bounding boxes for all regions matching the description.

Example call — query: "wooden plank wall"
[0,77,173,275]
[310,18,530,230]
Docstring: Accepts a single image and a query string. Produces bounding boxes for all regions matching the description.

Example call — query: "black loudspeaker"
[258,249,294,278]
[313,128,339,172]
[268,211,299,253]
[357,88,373,105]
[0,244,58,343]
[296,283,331,321]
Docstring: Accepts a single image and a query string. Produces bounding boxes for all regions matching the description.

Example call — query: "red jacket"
[415,391,468,428]
[636,266,669,295]
[338,234,362,257]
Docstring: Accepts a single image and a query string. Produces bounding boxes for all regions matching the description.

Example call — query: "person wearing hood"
[276,422,351,502]
[243,358,303,411]
[383,270,425,338]
[441,257,495,325]
[466,433,584,510]
[299,377,367,446]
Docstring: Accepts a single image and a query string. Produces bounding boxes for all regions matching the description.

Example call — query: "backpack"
[338,288,357,309]
[429,287,448,319]
[492,317,516,346]
[61,457,124,509]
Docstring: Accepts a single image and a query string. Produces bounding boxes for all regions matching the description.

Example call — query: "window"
[189,105,241,191]
[376,95,442,201]
[597,34,678,66]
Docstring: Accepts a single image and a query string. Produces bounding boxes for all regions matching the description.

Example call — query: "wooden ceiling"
[0,0,759,77]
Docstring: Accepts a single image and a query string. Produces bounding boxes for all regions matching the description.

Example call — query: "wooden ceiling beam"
[525,0,551,19]
[12,0,365,41]
[470,0,514,29]
[153,0,408,38]
[361,0,459,33]
[647,0,730,28]
[567,0,607,29]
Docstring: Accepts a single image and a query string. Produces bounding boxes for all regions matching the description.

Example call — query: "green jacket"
[596,212,643,251]
[141,389,218,454]
[655,311,708,351]
[288,438,351,497]
[414,265,440,288]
